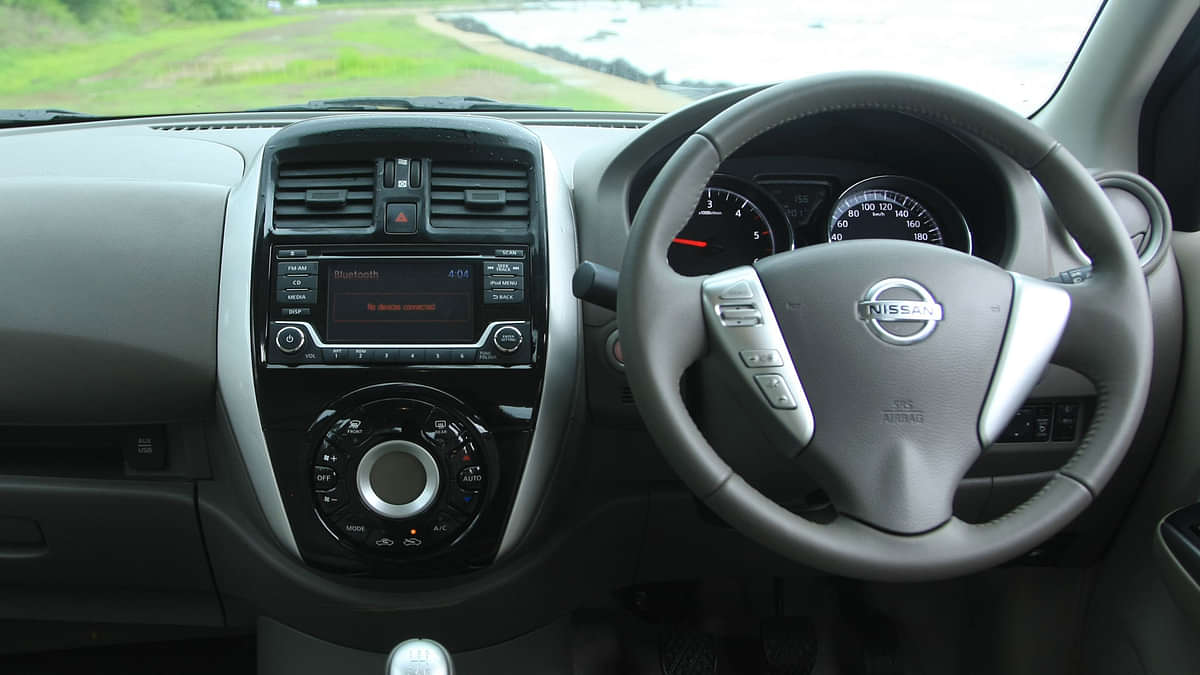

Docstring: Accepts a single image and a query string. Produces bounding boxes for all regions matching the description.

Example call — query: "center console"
[232,115,570,577]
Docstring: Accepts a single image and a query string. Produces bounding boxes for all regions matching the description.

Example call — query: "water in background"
[444,0,1100,113]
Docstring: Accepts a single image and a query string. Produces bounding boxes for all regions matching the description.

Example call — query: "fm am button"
[385,203,418,234]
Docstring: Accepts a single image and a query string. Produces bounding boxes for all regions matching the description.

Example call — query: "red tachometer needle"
[672,237,708,248]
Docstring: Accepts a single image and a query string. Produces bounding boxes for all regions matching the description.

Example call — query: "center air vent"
[430,163,530,230]
[273,162,375,229]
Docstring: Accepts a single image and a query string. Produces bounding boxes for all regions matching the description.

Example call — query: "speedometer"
[827,176,971,253]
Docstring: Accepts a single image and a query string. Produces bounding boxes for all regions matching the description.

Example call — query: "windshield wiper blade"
[254,96,570,113]
[0,108,108,128]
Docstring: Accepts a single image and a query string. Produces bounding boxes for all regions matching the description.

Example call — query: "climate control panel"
[311,395,494,558]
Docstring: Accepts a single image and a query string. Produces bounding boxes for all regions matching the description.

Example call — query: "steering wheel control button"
[1032,405,1054,442]
[492,325,523,353]
[357,441,440,519]
[312,466,338,490]
[275,326,305,354]
[856,278,944,345]
[1053,402,1080,441]
[718,280,755,300]
[1001,406,1035,443]
[739,349,783,368]
[754,374,798,410]
[718,304,762,327]
[456,465,485,493]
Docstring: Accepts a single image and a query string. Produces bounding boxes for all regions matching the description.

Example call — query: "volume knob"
[275,326,306,354]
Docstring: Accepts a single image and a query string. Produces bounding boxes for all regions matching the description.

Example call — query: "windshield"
[0,0,1102,117]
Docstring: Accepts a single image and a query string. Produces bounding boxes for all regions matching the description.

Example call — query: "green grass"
[0,11,631,113]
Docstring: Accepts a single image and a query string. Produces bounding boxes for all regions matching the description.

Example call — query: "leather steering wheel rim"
[617,73,1153,582]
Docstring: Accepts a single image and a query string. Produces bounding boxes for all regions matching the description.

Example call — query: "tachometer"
[827,176,971,253]
[668,176,788,276]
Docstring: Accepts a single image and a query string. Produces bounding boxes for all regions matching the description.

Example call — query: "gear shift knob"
[387,638,454,675]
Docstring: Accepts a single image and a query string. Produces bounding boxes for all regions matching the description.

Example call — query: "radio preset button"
[450,349,475,364]
[275,326,305,354]
[492,325,523,353]
[350,348,371,362]
[483,261,524,275]
[278,261,318,275]
[398,348,425,363]
[277,289,317,304]
[427,349,452,364]
[484,289,524,304]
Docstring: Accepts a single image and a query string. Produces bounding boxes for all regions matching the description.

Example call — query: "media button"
[277,289,317,304]
[484,289,524,304]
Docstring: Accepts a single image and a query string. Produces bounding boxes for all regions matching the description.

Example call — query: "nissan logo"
[857,278,943,345]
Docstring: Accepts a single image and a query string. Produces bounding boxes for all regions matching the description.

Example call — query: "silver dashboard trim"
[978,272,1072,447]
[216,148,303,558]
[274,319,523,350]
[495,141,581,559]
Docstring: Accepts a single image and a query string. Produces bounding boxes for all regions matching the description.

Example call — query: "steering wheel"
[618,74,1153,581]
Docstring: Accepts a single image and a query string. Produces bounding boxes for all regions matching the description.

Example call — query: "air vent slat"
[428,162,531,231]
[272,161,376,229]
[429,203,530,218]
[428,176,528,190]
[277,176,374,189]
[274,204,374,217]
[431,190,529,203]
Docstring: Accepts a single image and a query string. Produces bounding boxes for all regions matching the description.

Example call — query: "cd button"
[276,275,316,291]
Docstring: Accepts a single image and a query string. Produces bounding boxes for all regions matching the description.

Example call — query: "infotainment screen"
[326,261,475,343]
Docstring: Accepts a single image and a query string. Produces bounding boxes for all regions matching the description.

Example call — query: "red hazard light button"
[385,202,417,234]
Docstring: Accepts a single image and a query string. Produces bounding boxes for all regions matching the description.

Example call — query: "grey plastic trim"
[217,148,302,558]
[495,141,581,558]
[356,441,440,519]
[275,320,524,350]
[978,273,1072,446]
[701,267,815,448]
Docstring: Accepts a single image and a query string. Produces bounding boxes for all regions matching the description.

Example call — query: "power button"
[492,325,523,353]
[276,326,306,354]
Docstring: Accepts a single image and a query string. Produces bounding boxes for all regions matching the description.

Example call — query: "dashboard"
[0,88,1179,656]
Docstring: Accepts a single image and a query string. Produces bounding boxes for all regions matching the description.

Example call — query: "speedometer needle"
[672,237,708,248]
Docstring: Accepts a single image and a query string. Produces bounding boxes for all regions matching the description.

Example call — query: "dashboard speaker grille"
[273,162,376,229]
[429,163,530,230]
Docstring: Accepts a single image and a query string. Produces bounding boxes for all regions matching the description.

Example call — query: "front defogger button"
[357,440,440,519]
[492,325,523,353]
[275,326,305,354]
